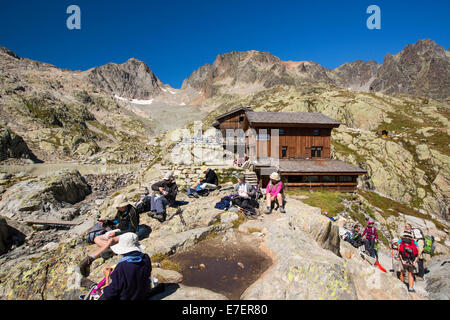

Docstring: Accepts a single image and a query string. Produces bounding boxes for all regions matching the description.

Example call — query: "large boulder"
[0,127,36,161]
[425,256,450,300]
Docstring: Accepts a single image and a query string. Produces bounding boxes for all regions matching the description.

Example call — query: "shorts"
[402,263,417,273]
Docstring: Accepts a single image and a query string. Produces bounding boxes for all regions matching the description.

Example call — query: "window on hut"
[322,175,336,182]
[311,146,322,158]
[304,176,319,183]
[338,176,355,182]
[282,146,288,158]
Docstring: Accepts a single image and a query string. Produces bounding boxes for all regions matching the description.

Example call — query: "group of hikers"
[78,166,287,299]
[343,220,430,293]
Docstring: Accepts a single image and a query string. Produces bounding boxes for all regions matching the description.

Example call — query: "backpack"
[412,228,424,240]
[423,235,435,254]
[254,185,263,200]
[86,223,107,244]
[135,195,151,214]
[399,238,418,261]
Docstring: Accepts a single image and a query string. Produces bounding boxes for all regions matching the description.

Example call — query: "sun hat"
[402,230,413,238]
[111,232,145,255]
[114,195,130,208]
[238,174,245,181]
[201,166,209,173]
[163,171,174,181]
[270,172,280,181]
[368,219,374,224]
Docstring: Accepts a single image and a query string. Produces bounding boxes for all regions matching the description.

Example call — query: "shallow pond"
[171,234,272,299]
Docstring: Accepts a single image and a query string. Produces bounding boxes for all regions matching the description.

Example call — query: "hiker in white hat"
[149,172,179,222]
[100,233,151,300]
[265,172,285,214]
[186,166,219,198]
[79,194,141,277]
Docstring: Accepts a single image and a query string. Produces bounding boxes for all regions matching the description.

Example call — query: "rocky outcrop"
[0,169,91,221]
[86,58,165,100]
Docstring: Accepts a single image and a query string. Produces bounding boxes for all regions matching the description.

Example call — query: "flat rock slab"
[150,284,228,300]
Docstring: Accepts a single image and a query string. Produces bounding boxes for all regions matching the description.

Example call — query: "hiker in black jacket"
[149,172,178,222]
[79,195,139,277]
[187,166,219,198]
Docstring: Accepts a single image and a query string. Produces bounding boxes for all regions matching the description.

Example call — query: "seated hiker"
[231,174,259,216]
[99,233,151,300]
[79,195,140,277]
[398,230,419,293]
[361,219,378,258]
[345,224,364,248]
[149,172,178,222]
[264,172,285,214]
[187,166,219,198]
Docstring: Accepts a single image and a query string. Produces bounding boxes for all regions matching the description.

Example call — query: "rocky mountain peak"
[371,39,450,99]
[85,58,164,100]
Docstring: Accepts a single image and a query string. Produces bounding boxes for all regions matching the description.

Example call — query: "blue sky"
[0,0,449,88]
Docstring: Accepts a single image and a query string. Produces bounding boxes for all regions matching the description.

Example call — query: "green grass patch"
[287,190,350,217]
[359,190,446,231]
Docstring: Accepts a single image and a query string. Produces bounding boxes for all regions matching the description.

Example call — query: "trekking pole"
[176,205,186,226]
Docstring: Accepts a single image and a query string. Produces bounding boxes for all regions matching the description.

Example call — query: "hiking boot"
[147,211,156,218]
[100,248,114,260]
[80,277,96,289]
[154,213,166,223]
[280,207,286,214]
[408,288,416,293]
[79,255,95,277]
[265,207,272,214]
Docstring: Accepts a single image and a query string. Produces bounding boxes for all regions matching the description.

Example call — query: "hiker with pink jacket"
[362,219,378,258]
[265,172,285,214]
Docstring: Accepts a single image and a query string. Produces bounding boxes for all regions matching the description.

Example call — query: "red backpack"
[399,238,418,260]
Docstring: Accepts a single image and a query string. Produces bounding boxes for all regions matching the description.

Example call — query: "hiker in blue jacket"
[100,233,151,300]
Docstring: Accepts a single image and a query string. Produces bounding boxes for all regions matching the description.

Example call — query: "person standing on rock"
[361,219,378,258]
[186,166,219,198]
[411,227,425,281]
[264,172,285,214]
[149,172,178,222]
[398,230,419,293]
[100,233,151,300]
[231,174,258,216]
[79,195,140,277]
